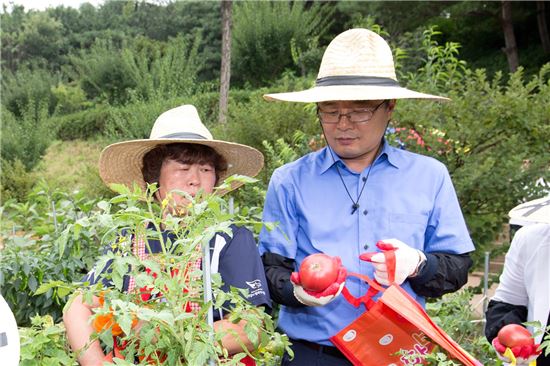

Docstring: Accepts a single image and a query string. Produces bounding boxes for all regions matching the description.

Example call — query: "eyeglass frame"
[317,100,388,124]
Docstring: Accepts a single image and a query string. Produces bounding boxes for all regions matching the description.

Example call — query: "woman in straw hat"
[258,28,475,364]
[64,105,269,365]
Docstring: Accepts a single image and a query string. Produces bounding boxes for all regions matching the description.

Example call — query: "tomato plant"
[298,253,339,292]
[497,324,534,348]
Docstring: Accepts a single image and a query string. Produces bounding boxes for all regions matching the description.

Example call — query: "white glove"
[290,261,347,306]
[292,281,346,306]
[360,239,426,286]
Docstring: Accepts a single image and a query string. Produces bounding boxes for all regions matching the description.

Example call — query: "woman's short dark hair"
[142,143,228,187]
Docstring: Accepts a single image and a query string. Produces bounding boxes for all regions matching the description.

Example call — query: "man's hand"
[492,337,541,365]
[290,265,346,306]
[360,239,426,286]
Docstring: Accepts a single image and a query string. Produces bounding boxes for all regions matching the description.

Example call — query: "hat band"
[316,75,400,87]
[158,132,207,139]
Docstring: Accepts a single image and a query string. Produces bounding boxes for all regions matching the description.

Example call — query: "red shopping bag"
[330,250,481,366]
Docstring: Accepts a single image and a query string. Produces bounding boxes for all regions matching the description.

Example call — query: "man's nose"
[187,167,200,186]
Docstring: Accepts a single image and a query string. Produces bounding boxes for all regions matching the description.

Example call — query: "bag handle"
[341,249,396,309]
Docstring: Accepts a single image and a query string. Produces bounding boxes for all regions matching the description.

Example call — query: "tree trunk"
[501,1,519,72]
[536,1,550,54]
[219,0,232,125]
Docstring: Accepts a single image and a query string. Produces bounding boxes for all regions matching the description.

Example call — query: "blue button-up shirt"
[258,140,474,345]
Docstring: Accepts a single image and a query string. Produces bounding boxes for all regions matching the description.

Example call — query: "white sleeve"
[492,229,529,306]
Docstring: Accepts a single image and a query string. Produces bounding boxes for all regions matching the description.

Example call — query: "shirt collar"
[380,139,401,169]
[318,139,401,175]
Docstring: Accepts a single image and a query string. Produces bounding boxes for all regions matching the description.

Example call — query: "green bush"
[19,315,77,366]
[0,185,103,326]
[122,33,203,101]
[51,82,89,115]
[69,34,204,106]
[0,66,58,117]
[232,2,333,86]
[69,39,138,105]
[0,158,36,203]
[52,105,112,140]
[1,99,54,170]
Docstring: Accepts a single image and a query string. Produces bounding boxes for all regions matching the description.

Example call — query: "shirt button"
[363,210,368,215]
[363,244,369,250]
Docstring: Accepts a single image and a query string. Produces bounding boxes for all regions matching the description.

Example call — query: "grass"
[33,139,113,199]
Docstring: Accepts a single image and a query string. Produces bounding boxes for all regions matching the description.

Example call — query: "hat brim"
[508,196,550,225]
[99,139,264,196]
[264,85,449,103]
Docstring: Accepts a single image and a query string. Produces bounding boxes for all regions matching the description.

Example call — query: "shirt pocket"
[388,213,428,249]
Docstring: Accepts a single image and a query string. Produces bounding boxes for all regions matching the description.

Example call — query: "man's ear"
[387,99,397,112]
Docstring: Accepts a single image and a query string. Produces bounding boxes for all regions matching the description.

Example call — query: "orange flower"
[93,311,138,337]
[93,312,122,336]
[98,291,106,306]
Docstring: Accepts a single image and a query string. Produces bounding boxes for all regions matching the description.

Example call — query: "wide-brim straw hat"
[99,105,264,195]
[264,28,448,103]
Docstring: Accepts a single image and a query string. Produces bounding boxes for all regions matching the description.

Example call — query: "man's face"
[318,100,394,169]
[157,159,217,210]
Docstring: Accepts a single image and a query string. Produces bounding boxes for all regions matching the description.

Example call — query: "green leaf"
[155,310,175,326]
[28,276,38,292]
[34,280,68,295]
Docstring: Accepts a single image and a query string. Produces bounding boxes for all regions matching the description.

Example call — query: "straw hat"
[264,28,448,103]
[99,105,264,195]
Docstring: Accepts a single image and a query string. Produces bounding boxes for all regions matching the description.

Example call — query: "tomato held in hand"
[298,253,339,292]
[497,324,534,348]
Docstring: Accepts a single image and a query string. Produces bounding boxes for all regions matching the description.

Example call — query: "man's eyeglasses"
[317,100,387,124]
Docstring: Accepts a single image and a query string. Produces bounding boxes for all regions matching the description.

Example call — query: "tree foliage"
[391,29,550,263]
[231,1,334,85]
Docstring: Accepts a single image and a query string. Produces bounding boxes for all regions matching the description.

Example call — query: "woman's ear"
[154,188,162,202]
[387,99,397,112]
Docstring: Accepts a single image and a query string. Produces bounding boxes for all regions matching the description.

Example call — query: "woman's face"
[157,158,217,211]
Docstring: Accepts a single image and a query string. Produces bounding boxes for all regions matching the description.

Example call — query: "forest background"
[0,1,549,364]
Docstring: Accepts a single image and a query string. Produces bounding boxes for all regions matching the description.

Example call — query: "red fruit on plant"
[497,324,534,348]
[299,253,339,292]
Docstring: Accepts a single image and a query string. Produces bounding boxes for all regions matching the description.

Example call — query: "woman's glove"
[360,239,426,286]
[290,266,347,306]
[492,337,541,365]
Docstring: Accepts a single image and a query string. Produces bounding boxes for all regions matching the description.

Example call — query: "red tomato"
[497,324,534,348]
[299,253,339,292]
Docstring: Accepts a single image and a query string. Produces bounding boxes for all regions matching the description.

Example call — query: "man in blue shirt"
[258,28,475,365]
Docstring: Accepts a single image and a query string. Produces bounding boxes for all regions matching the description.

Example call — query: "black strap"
[316,75,400,87]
